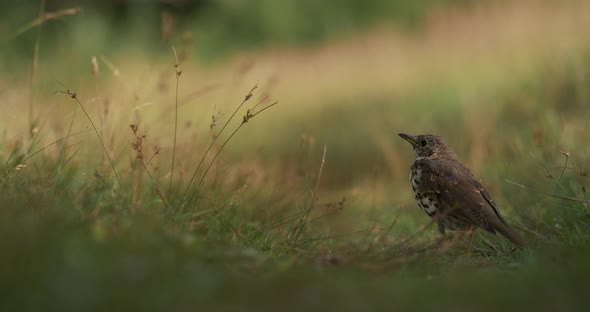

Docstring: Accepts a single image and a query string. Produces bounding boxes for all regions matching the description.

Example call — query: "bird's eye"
[420,139,428,147]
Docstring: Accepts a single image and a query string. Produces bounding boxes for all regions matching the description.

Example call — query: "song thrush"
[398,133,526,247]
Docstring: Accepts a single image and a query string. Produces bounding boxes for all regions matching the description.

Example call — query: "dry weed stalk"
[181,85,255,201]
[57,87,121,189]
[507,149,590,218]
[287,145,327,247]
[179,85,278,213]
[130,123,145,209]
[99,55,120,77]
[169,46,182,198]
[130,124,145,162]
[90,56,113,176]
[28,0,45,139]
[11,1,81,138]
[12,6,81,39]
[128,123,170,209]
[507,150,588,204]
[192,92,278,199]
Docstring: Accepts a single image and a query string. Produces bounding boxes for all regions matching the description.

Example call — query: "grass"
[1,1,590,311]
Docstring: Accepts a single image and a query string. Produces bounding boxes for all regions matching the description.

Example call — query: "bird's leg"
[436,223,449,248]
[438,223,446,236]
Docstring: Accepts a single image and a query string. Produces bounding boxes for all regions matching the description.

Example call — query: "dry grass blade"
[20,129,91,164]
[316,144,327,192]
[10,6,82,40]
[505,179,585,203]
[555,149,570,180]
[529,152,568,193]
[99,54,120,77]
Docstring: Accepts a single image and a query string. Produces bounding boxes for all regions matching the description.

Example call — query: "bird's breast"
[409,165,437,217]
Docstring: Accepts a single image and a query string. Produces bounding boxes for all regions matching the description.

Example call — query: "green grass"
[1,175,589,311]
[2,1,590,311]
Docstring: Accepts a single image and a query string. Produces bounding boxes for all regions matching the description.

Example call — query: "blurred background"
[1,0,590,225]
[3,1,590,310]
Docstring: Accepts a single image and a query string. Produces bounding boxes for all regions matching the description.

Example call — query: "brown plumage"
[398,133,526,247]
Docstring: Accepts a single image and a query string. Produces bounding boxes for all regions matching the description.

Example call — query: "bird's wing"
[416,159,526,246]
[471,177,509,226]
[416,159,495,231]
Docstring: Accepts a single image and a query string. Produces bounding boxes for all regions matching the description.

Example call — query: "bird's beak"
[398,133,419,147]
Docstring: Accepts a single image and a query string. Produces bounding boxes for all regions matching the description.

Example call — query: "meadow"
[1,1,590,310]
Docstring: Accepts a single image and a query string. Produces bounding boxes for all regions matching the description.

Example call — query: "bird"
[398,133,526,248]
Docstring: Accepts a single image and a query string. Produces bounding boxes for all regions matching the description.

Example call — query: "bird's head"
[398,133,457,159]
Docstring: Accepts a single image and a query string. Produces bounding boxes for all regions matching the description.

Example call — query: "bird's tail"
[487,215,527,247]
